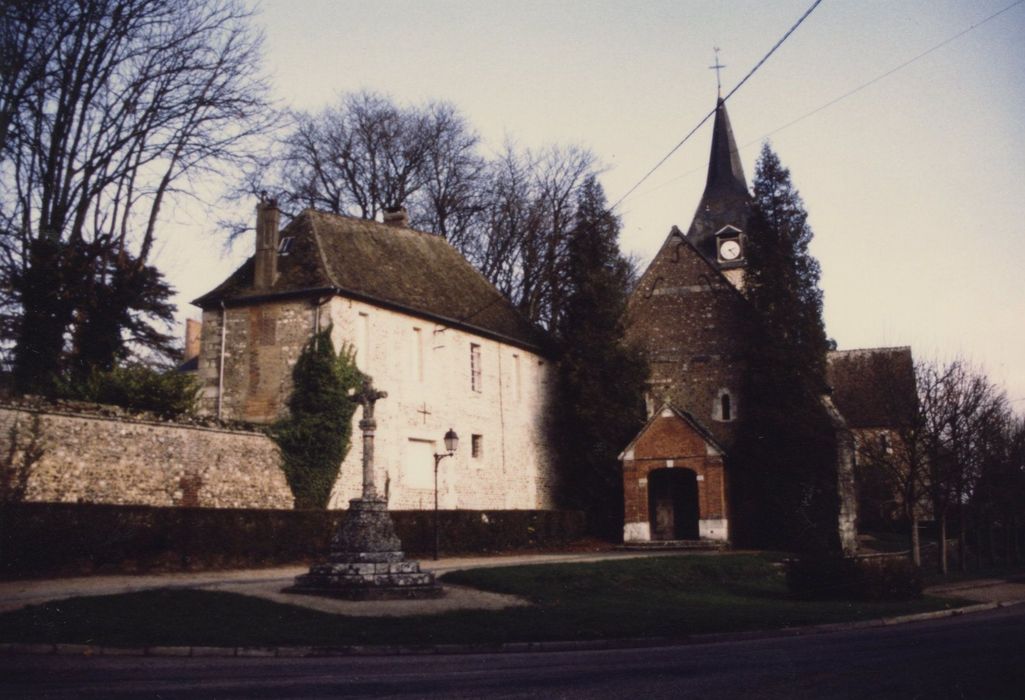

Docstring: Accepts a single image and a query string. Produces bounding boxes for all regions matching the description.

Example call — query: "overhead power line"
[635,0,1025,201]
[610,0,824,211]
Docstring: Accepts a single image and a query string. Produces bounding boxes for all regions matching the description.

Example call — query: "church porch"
[620,405,729,544]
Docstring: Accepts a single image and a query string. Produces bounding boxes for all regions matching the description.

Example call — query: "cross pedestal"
[284,378,442,599]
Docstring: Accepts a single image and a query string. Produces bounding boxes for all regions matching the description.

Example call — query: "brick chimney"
[382,205,409,228]
[183,319,201,362]
[254,197,280,289]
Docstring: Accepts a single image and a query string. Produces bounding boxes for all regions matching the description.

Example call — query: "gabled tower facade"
[620,98,754,543]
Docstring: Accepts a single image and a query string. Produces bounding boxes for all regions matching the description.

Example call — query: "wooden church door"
[648,469,700,540]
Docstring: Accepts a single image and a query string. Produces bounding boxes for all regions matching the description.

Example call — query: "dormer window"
[277,236,295,255]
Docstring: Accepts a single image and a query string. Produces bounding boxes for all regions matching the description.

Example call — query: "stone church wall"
[196,294,558,512]
[0,405,293,509]
[625,233,751,451]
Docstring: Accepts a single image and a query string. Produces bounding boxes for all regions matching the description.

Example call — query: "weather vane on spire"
[709,47,725,98]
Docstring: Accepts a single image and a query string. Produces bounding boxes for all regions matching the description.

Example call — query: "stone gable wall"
[626,234,751,450]
[0,405,292,509]
[197,298,314,423]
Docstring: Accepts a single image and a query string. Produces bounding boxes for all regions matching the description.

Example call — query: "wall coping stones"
[0,399,268,438]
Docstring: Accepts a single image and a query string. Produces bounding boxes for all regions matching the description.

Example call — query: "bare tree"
[853,356,929,565]
[276,92,485,227]
[920,359,1010,573]
[258,91,602,330]
[0,0,276,388]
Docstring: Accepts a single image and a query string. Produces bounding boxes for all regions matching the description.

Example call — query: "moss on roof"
[194,209,545,351]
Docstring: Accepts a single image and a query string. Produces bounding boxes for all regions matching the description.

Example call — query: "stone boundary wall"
[0,405,293,509]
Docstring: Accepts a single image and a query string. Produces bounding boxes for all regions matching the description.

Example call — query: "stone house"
[192,205,557,511]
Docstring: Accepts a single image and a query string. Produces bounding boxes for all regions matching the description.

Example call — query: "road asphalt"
[4,603,1025,698]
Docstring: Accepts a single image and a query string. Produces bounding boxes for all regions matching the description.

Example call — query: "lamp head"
[444,428,459,454]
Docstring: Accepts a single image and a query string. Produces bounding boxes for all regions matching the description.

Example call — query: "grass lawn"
[0,554,968,648]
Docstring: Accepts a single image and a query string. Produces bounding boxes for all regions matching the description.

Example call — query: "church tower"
[619,96,754,544]
[686,98,752,290]
[624,96,753,441]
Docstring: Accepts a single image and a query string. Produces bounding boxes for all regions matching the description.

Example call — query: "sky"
[157,0,1025,408]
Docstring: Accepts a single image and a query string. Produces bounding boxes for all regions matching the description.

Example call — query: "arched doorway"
[648,468,700,540]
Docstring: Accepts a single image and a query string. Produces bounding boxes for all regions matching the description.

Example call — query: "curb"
[2,599,1022,659]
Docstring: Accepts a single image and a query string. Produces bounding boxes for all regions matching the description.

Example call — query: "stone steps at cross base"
[618,540,729,552]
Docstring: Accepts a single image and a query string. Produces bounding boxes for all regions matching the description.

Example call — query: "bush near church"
[785,553,923,601]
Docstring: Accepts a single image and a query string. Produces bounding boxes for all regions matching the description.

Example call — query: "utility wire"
[610,0,824,211]
[635,0,1025,200]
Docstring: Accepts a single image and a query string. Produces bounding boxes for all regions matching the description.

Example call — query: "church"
[192,205,558,511]
[619,98,756,545]
[617,97,904,551]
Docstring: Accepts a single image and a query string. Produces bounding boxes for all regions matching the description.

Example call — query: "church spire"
[702,98,749,199]
[682,94,753,279]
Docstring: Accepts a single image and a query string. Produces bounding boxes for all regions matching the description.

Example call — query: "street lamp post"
[433,428,459,560]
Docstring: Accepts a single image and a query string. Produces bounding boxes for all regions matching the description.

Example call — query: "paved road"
[3,604,1024,698]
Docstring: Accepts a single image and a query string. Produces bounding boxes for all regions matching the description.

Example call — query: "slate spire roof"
[703,98,750,199]
[685,98,752,264]
[193,209,545,352]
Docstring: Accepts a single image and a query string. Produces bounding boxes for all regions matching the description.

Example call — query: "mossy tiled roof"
[826,347,916,428]
[194,209,545,351]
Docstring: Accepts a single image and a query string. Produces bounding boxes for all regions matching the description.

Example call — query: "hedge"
[785,552,923,601]
[0,502,586,579]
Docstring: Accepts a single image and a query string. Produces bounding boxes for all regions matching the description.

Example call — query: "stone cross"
[354,377,388,500]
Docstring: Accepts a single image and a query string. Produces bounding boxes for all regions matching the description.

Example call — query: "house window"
[470,343,482,392]
[277,236,295,255]
[721,394,732,421]
[879,432,893,454]
[411,327,424,382]
[513,353,521,402]
[356,312,370,371]
[472,434,483,459]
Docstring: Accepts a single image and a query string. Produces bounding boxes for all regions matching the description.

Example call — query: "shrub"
[272,329,362,509]
[786,552,923,601]
[60,364,199,417]
[0,502,587,577]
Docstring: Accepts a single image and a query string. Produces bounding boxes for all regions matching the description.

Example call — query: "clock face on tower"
[719,239,741,261]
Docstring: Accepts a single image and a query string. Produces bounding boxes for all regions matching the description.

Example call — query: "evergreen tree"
[733,143,839,552]
[273,329,362,509]
[553,176,648,537]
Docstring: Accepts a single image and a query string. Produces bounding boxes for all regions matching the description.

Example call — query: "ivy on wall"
[272,328,362,509]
